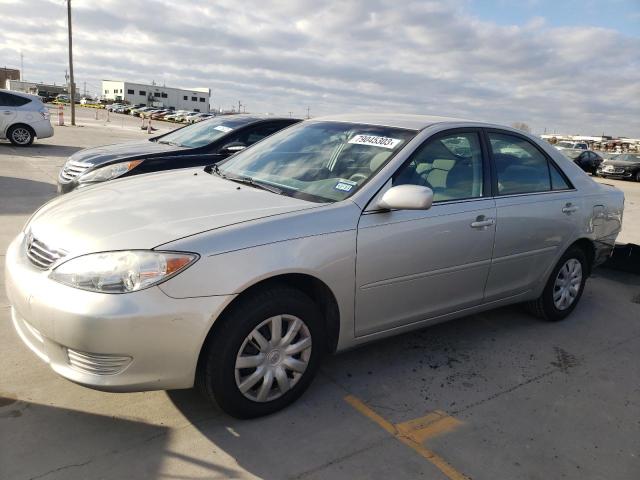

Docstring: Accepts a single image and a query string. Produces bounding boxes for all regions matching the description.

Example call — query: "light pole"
[67,0,76,125]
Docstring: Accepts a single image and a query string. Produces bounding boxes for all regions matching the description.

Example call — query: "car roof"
[214,114,300,122]
[311,113,476,131]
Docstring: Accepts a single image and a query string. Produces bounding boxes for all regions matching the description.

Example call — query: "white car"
[555,141,589,151]
[0,89,53,146]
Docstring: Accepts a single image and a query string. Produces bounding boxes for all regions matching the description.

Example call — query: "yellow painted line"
[396,410,464,444]
[345,395,469,480]
[344,394,397,436]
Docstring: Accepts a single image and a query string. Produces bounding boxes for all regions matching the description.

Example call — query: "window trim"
[482,128,575,198]
[390,127,491,204]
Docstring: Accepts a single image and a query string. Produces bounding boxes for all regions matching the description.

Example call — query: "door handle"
[562,204,578,214]
[470,217,495,228]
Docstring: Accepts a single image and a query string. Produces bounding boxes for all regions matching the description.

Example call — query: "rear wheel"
[8,125,34,146]
[197,285,325,418]
[527,246,588,321]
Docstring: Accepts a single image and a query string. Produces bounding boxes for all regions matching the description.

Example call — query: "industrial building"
[1,67,20,88]
[4,79,77,98]
[101,80,210,112]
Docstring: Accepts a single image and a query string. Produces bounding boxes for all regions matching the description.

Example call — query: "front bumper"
[5,233,234,391]
[597,168,633,179]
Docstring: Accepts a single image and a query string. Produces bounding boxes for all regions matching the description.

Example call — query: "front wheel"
[526,246,588,321]
[7,125,34,146]
[197,286,325,418]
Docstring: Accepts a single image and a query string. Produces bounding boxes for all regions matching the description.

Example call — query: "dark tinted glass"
[0,92,31,107]
[489,132,551,195]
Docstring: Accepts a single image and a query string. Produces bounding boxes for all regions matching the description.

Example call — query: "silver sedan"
[5,114,624,417]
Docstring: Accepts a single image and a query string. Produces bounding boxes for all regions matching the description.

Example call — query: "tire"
[7,124,34,146]
[526,246,588,322]
[197,285,325,418]
[635,171,640,182]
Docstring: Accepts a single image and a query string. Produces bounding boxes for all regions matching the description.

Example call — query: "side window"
[0,93,30,107]
[549,162,570,190]
[243,123,288,145]
[489,132,555,195]
[393,131,484,202]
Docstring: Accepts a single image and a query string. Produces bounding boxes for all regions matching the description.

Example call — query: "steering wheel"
[348,173,368,183]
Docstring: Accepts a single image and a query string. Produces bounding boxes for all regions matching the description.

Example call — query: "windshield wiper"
[204,165,282,195]
[228,176,283,194]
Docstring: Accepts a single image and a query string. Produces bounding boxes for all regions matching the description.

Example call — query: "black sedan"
[596,153,640,182]
[57,115,300,193]
[562,149,603,175]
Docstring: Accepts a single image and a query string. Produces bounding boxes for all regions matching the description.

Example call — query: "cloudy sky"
[1,0,639,136]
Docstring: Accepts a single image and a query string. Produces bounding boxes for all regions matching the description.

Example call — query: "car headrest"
[369,152,389,172]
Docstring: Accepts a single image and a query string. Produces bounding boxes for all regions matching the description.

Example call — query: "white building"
[101,80,210,112]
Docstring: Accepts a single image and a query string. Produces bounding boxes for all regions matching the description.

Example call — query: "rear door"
[355,129,496,336]
[0,92,17,137]
[483,129,579,302]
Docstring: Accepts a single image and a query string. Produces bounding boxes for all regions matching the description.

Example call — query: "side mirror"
[220,142,247,154]
[377,185,434,211]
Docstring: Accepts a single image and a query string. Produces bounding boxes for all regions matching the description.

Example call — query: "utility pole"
[83,81,86,97]
[238,100,242,113]
[288,111,293,118]
[20,52,23,80]
[66,0,76,125]
[306,106,310,119]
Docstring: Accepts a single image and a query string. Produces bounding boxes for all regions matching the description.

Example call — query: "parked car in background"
[562,149,603,175]
[10,114,623,418]
[57,114,301,193]
[130,106,153,117]
[596,153,640,181]
[555,141,589,151]
[105,103,124,112]
[164,110,190,121]
[0,89,53,146]
[188,112,215,123]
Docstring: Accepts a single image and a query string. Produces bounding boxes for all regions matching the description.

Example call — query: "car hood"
[602,160,640,167]
[27,169,321,255]
[68,140,184,166]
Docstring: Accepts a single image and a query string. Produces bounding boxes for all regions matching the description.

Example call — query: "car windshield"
[563,150,582,159]
[616,154,640,162]
[556,142,574,148]
[156,116,260,148]
[218,121,416,203]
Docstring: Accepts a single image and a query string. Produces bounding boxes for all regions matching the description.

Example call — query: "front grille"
[26,235,67,269]
[60,160,91,182]
[66,348,132,375]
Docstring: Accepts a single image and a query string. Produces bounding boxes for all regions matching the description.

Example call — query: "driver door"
[355,129,496,336]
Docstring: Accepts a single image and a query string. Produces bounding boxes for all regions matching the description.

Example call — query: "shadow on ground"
[0,176,56,214]
[0,142,82,158]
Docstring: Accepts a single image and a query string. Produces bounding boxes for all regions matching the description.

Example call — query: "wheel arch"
[196,273,341,375]
[568,237,596,275]
[8,122,36,139]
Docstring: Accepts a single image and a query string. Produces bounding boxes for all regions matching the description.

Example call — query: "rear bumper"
[5,233,234,392]
[32,119,54,139]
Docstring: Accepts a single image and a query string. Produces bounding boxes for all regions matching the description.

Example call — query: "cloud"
[0,0,638,135]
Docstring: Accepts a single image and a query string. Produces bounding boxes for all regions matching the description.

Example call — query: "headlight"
[78,160,143,183]
[50,250,198,293]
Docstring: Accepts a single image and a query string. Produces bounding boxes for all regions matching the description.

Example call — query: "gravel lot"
[1,109,639,480]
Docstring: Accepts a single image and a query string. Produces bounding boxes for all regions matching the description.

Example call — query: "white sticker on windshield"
[214,125,233,133]
[335,178,357,192]
[348,134,402,149]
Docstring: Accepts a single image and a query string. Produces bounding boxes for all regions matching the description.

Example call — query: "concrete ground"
[1,112,639,480]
